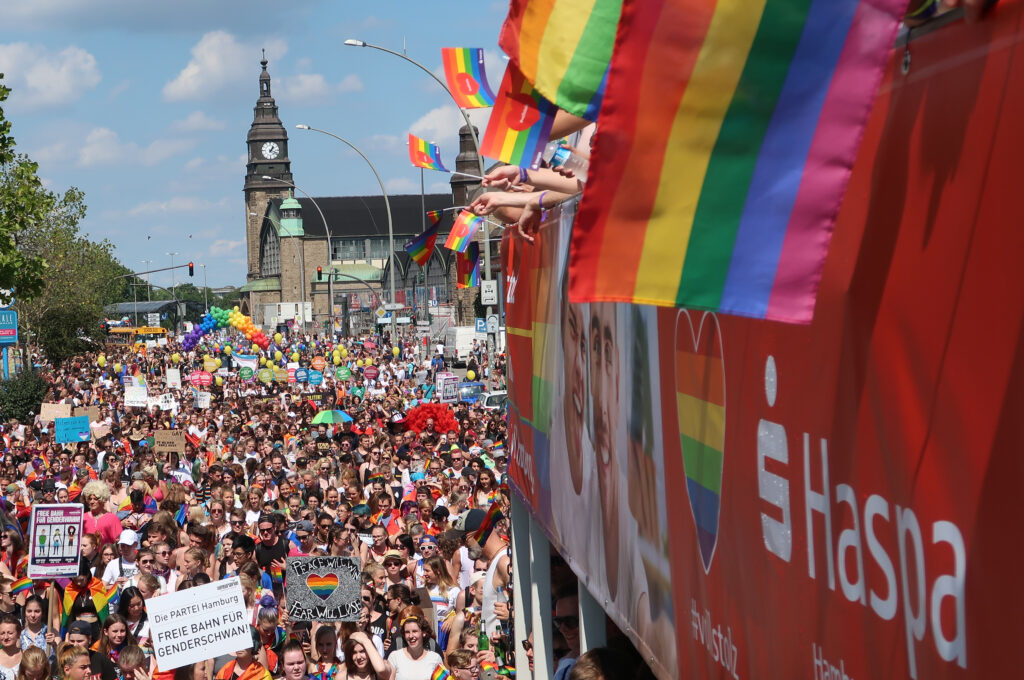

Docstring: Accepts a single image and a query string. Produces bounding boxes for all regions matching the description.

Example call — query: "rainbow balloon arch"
[181,306,269,352]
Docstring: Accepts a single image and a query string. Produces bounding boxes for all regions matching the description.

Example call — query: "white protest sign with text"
[148,577,249,670]
[124,386,148,408]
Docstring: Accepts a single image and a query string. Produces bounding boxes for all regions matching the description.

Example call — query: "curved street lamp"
[294,124,397,339]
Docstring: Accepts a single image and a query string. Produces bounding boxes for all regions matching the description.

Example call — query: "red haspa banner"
[503,9,1024,678]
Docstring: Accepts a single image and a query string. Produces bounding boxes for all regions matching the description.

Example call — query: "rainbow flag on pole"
[444,210,483,253]
[569,0,905,323]
[426,210,443,226]
[499,0,621,121]
[11,577,33,596]
[442,48,497,108]
[456,242,481,289]
[408,133,449,172]
[480,62,557,170]
[404,224,440,266]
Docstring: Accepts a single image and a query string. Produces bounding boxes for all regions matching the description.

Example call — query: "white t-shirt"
[388,649,443,680]
[102,557,139,585]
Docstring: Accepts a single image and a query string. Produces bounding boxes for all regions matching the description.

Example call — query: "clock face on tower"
[261,142,280,160]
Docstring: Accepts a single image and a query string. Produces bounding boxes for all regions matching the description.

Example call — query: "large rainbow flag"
[480,62,557,170]
[441,48,497,108]
[408,134,449,172]
[569,0,906,323]
[444,210,483,253]
[456,242,481,289]
[404,223,440,267]
[499,0,622,121]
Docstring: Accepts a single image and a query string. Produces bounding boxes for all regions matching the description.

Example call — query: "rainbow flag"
[444,211,483,253]
[175,504,188,526]
[499,0,621,121]
[408,134,449,172]
[430,666,452,680]
[569,0,905,323]
[269,564,284,583]
[471,502,503,544]
[442,48,497,108]
[62,579,117,631]
[492,441,505,453]
[404,223,440,267]
[456,242,481,289]
[480,62,557,170]
[365,473,385,487]
[11,577,33,596]
[426,210,443,226]
[676,314,725,572]
[480,662,499,675]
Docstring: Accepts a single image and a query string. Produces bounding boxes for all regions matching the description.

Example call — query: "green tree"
[0,369,49,422]
[0,74,50,304]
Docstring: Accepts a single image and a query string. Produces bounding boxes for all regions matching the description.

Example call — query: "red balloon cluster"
[404,403,460,434]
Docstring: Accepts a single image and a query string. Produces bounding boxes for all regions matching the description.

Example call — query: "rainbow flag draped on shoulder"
[568,0,906,323]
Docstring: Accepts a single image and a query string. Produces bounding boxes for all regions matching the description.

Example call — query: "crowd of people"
[0,331,536,680]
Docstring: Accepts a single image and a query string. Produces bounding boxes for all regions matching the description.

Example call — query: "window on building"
[333,238,364,261]
[260,222,281,277]
[367,239,391,259]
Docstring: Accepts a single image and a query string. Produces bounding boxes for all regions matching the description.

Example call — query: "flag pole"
[420,167,426,325]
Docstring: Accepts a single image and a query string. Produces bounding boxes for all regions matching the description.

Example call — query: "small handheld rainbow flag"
[445,211,483,253]
[426,210,443,226]
[408,134,449,172]
[404,223,440,267]
[471,502,503,544]
[456,242,481,289]
[11,577,33,596]
[480,62,557,170]
[492,441,505,454]
[430,665,452,680]
[269,564,284,583]
[442,47,497,109]
[480,661,499,675]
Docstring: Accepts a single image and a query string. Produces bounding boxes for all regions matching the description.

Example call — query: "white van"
[443,326,484,367]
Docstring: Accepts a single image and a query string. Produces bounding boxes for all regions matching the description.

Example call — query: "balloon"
[233,306,239,312]
[466,370,476,381]
[260,357,267,366]
[224,346,232,355]
[274,351,282,361]
[252,345,260,354]
[274,333,283,344]
[113,363,122,373]
[171,353,180,364]
[291,352,300,362]
[356,359,363,368]
[215,376,223,386]
[364,357,372,366]
[97,355,106,367]
[392,346,400,356]
[333,355,341,365]
[341,348,348,358]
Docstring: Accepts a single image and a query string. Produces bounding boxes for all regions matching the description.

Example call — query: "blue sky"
[0,0,505,289]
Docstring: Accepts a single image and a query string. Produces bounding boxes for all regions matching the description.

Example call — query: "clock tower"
[244,54,292,281]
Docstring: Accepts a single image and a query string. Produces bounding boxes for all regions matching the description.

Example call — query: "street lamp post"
[199,264,209,313]
[141,260,153,301]
[294,124,397,340]
[344,39,494,351]
[261,177,334,337]
[250,212,306,328]
[166,252,179,297]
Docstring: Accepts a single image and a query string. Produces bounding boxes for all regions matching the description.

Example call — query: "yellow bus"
[105,326,168,349]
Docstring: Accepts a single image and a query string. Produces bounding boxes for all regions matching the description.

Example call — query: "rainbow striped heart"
[306,573,339,600]
[675,311,726,573]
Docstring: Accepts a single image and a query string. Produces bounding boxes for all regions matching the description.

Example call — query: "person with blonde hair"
[15,646,48,680]
[56,644,91,680]
[81,482,121,546]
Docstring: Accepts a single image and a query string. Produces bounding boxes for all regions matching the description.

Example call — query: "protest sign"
[166,368,181,389]
[195,392,211,409]
[27,504,83,579]
[73,406,99,422]
[39,403,72,423]
[148,577,249,671]
[336,366,351,380]
[311,356,327,372]
[363,365,379,381]
[154,430,185,454]
[54,416,90,444]
[436,373,458,404]
[258,369,273,384]
[285,556,362,621]
[274,368,288,383]
[203,357,218,373]
[124,386,148,408]
[308,371,324,386]
[158,393,176,411]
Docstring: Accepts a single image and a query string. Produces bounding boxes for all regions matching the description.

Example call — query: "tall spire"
[244,53,292,193]
[259,49,272,99]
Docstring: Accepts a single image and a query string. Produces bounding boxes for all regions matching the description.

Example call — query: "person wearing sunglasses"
[552,586,581,680]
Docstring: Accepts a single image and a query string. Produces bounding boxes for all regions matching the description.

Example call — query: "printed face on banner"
[560,292,588,494]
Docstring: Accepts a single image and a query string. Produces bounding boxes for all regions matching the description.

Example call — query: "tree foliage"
[0,74,49,304]
[0,369,49,423]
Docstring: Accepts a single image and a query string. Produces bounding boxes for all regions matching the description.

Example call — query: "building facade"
[239,57,481,333]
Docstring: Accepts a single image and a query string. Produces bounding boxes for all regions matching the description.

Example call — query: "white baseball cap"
[118,529,140,546]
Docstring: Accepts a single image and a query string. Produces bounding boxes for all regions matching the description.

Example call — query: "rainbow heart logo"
[306,573,339,600]
[674,311,725,573]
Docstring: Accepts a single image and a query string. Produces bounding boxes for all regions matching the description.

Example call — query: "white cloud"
[108,79,131,100]
[127,196,228,217]
[408,106,489,167]
[364,134,402,154]
[0,43,100,110]
[209,239,243,256]
[172,111,225,132]
[278,73,329,102]
[184,157,205,170]
[76,127,195,167]
[385,177,417,193]
[163,31,287,101]
[337,74,363,93]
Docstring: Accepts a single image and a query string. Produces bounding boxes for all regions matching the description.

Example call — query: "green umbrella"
[312,409,353,425]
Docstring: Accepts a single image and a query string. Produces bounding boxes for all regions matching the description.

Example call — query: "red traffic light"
[188,262,194,277]
[317,266,323,281]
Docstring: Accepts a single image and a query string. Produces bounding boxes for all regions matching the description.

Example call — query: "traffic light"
[317,266,323,281]
[188,262,194,277]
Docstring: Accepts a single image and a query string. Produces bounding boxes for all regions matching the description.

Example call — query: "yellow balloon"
[252,344,260,353]
[260,357,267,366]
[224,346,232,355]
[170,353,180,364]
[113,363,122,373]
[215,358,222,368]
[97,355,106,367]
[291,352,300,362]
[333,355,341,365]
[274,333,283,344]
[215,376,223,386]
[233,306,239,312]
[356,359,363,368]
[364,357,372,366]
[274,351,282,361]
[340,348,348,358]
[466,370,476,381]
[392,346,400,356]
